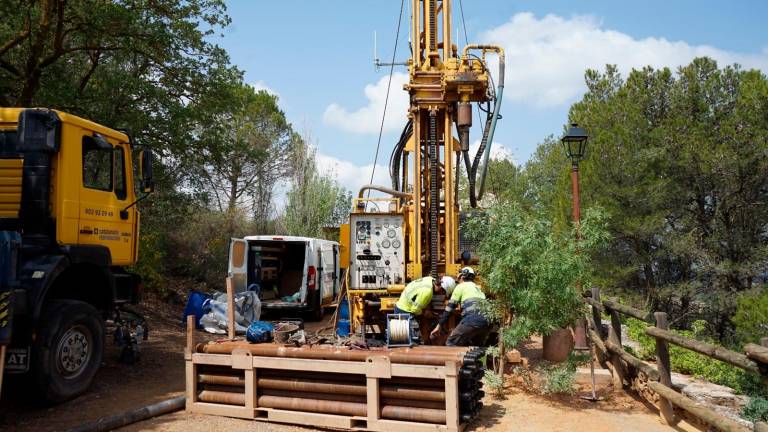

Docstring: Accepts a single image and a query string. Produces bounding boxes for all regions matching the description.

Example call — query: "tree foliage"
[498,58,768,342]
[282,136,352,238]
[467,203,609,348]
[0,1,353,293]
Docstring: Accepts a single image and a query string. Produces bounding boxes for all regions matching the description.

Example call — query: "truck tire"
[33,299,105,403]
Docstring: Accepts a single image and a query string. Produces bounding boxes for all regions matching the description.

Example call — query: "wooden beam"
[645,327,761,374]
[744,343,768,365]
[604,339,660,381]
[226,277,235,340]
[607,307,627,387]
[654,312,677,425]
[590,287,603,337]
[648,381,752,432]
[586,323,607,355]
[186,315,195,357]
[603,298,653,323]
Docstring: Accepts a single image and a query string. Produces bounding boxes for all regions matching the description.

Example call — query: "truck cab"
[0,108,153,402]
[228,236,340,320]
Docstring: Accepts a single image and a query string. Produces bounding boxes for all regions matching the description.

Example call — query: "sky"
[216,0,768,197]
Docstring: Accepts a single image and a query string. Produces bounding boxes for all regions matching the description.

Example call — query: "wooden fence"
[585,287,768,432]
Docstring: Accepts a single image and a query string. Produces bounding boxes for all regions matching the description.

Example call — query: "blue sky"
[217,0,768,194]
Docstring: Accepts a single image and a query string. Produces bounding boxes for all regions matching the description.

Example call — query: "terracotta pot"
[542,327,574,362]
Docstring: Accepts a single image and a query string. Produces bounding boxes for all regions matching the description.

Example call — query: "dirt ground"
[1,293,677,432]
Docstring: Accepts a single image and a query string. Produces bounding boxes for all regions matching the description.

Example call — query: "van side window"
[82,136,112,191]
[114,146,127,200]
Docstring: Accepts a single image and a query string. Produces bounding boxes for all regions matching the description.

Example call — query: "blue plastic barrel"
[336,319,350,337]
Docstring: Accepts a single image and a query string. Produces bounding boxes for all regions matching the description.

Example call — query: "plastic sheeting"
[199,291,261,334]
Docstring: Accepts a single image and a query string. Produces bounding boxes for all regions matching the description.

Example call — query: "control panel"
[349,213,405,289]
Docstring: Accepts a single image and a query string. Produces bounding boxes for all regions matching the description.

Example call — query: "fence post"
[654,312,677,425]
[591,287,603,338]
[590,287,609,369]
[607,304,626,388]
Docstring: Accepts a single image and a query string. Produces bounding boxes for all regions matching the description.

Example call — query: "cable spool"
[387,314,413,347]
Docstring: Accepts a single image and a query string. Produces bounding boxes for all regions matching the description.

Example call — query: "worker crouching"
[395,276,456,342]
[431,267,490,346]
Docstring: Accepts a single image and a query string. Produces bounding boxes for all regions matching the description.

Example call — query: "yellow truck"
[0,108,153,402]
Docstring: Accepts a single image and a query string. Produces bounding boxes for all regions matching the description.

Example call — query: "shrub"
[540,363,577,395]
[732,287,768,346]
[625,317,766,398]
[483,369,505,398]
[742,397,768,423]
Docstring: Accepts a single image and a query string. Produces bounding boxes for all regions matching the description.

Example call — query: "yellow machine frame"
[343,0,503,337]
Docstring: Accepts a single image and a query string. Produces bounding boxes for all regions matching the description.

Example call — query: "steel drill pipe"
[380,385,445,401]
[382,398,446,410]
[384,377,445,388]
[199,374,245,387]
[261,388,367,404]
[198,390,245,406]
[260,369,365,383]
[258,394,367,417]
[196,342,468,365]
[381,405,446,424]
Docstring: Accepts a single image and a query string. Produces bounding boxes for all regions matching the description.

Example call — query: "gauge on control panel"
[381,239,391,248]
[391,239,401,249]
[387,229,397,238]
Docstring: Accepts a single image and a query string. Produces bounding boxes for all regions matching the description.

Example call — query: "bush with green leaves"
[467,203,609,350]
[742,397,768,423]
[626,318,767,399]
[732,288,768,346]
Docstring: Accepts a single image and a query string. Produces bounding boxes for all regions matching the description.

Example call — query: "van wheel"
[33,300,105,403]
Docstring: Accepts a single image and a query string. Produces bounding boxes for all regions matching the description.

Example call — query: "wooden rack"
[184,317,465,432]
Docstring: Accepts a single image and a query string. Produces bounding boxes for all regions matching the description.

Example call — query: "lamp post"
[562,123,589,350]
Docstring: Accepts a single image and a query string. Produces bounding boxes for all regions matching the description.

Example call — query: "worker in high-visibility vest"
[394,275,456,317]
[430,267,490,346]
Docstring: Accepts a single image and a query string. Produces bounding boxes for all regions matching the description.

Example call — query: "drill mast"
[402,0,502,279]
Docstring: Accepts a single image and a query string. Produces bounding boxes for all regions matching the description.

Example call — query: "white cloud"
[479,12,768,107]
[250,80,281,99]
[323,72,410,134]
[468,140,516,165]
[316,153,390,197]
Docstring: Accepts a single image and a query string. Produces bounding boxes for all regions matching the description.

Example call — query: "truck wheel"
[33,300,105,403]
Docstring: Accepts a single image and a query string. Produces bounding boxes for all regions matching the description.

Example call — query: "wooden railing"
[585,287,768,432]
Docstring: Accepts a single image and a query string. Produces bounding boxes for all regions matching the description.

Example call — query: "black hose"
[390,120,413,191]
[466,114,493,208]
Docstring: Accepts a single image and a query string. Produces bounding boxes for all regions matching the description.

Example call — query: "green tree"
[517,58,768,340]
[186,84,294,226]
[282,136,351,237]
[468,202,609,379]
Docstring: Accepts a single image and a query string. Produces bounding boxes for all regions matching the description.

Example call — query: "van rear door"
[319,242,337,304]
[227,238,248,292]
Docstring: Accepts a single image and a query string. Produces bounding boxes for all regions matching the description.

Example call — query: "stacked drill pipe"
[193,343,486,425]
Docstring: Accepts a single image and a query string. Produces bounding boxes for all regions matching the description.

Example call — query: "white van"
[227,235,340,320]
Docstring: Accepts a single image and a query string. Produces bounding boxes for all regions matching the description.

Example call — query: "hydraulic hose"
[357,185,412,199]
[461,45,505,207]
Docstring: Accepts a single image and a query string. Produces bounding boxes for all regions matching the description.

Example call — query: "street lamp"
[562,123,589,351]
[562,123,588,225]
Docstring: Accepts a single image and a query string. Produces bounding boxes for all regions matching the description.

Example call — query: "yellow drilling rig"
[342,0,504,339]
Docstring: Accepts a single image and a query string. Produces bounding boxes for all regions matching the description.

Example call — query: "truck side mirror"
[139,149,155,193]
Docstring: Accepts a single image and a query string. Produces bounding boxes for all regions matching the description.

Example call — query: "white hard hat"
[441,276,456,296]
[459,266,475,278]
